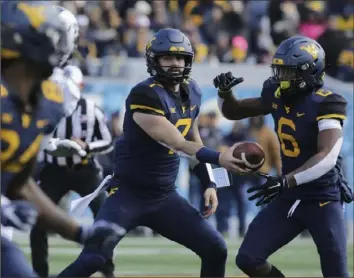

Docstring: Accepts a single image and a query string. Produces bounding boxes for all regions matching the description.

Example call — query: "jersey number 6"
[277,117,300,158]
[169,118,192,154]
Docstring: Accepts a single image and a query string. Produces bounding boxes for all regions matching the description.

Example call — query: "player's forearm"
[87,140,113,155]
[286,127,343,187]
[285,144,341,187]
[286,152,328,187]
[218,92,266,120]
[17,178,81,241]
[176,140,205,156]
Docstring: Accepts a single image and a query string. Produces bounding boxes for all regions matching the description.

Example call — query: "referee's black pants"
[30,162,107,277]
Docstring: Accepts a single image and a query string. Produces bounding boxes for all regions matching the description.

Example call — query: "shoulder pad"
[131,82,160,98]
[261,78,278,99]
[41,80,64,104]
[312,87,347,104]
[50,67,64,84]
[319,92,347,105]
[138,77,163,89]
[316,90,347,121]
[184,78,202,95]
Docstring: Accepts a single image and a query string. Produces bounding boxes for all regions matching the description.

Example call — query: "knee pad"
[236,252,263,271]
[214,240,228,261]
[202,239,228,263]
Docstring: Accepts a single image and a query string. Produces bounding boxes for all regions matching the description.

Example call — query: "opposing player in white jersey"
[40,6,85,157]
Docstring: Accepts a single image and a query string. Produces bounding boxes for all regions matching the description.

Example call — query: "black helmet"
[146,28,194,84]
[271,36,326,101]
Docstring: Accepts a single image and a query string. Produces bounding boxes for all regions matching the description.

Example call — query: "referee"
[30,66,113,277]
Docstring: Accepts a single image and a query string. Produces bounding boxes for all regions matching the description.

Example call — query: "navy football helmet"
[271,36,326,100]
[1,1,68,76]
[145,28,194,84]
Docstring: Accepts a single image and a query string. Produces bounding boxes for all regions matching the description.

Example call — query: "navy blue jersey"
[261,78,347,200]
[1,80,64,195]
[114,77,202,193]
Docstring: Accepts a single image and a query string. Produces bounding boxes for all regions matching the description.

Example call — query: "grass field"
[14,234,353,277]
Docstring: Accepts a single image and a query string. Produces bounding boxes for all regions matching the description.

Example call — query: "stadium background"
[21,0,354,276]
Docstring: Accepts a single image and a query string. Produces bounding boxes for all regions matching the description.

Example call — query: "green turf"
[15,236,353,277]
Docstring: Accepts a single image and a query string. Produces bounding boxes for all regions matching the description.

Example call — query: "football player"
[41,5,84,156]
[214,36,352,277]
[1,2,124,277]
[58,28,248,278]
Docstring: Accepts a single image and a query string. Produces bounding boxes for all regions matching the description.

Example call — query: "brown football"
[232,141,265,171]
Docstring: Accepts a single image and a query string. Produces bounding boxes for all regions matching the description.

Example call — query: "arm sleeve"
[192,162,217,190]
[129,85,166,116]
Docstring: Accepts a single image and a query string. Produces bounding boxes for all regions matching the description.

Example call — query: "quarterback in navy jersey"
[215,36,352,277]
[59,28,248,278]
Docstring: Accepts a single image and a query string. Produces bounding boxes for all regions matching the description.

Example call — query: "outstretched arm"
[218,94,269,120]
[214,72,271,120]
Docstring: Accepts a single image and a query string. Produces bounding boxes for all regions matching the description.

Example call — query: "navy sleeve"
[129,85,166,116]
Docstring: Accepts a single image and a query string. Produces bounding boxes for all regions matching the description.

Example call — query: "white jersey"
[37,67,83,161]
[51,67,81,116]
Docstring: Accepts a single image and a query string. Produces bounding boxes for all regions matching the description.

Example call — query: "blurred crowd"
[57,0,353,82]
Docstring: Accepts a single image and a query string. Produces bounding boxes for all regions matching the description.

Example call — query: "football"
[232,141,265,171]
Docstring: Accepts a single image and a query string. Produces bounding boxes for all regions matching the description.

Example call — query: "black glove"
[1,200,38,231]
[247,173,289,206]
[213,72,244,97]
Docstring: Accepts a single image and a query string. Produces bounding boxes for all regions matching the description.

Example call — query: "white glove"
[1,201,39,232]
[45,138,87,157]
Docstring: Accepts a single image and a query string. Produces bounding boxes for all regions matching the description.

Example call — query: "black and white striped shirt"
[39,98,113,167]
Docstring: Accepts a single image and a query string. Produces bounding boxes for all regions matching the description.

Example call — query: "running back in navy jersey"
[261,78,347,200]
[114,77,201,193]
[1,80,64,195]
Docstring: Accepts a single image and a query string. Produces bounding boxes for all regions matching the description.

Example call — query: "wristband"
[195,147,220,165]
[218,89,232,99]
[192,162,217,190]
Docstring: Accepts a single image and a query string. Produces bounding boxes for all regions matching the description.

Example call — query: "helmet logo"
[169,46,185,52]
[146,37,156,50]
[18,3,46,29]
[299,44,319,59]
[272,58,284,65]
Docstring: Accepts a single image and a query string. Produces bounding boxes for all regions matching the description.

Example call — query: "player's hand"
[81,221,126,254]
[57,139,87,156]
[213,72,244,95]
[219,143,251,174]
[247,173,289,206]
[45,138,87,157]
[1,201,39,231]
[71,137,87,149]
[203,187,218,218]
